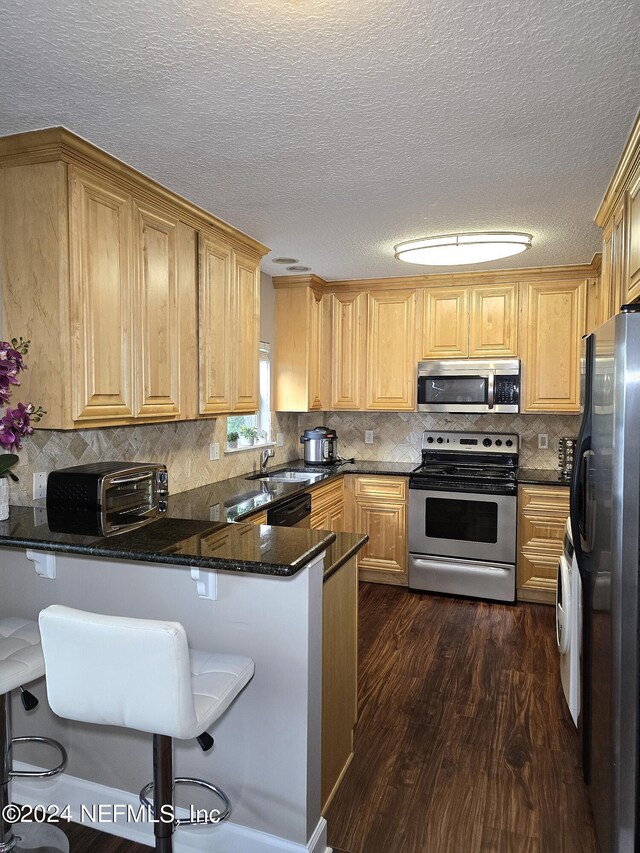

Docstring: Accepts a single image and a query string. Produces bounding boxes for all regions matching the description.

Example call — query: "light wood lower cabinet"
[243,509,268,525]
[310,478,344,531]
[517,484,570,604]
[345,475,408,586]
[322,554,358,811]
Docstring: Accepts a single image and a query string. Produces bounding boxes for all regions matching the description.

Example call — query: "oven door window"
[425,496,498,543]
[418,376,488,405]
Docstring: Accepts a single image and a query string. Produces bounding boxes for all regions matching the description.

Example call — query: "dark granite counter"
[323,531,369,581]
[0,460,394,576]
[167,459,414,524]
[518,468,572,486]
[0,506,336,576]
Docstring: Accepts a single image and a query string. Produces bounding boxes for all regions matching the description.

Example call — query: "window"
[226,343,272,450]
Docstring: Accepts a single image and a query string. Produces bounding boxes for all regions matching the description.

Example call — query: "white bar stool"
[38,605,254,853]
[0,617,68,853]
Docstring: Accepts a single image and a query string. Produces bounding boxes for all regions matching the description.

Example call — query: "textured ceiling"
[1,0,638,280]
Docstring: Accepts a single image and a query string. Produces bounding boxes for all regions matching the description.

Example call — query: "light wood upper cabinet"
[420,283,518,359]
[233,250,261,412]
[0,128,268,429]
[627,170,640,303]
[199,237,260,415]
[331,292,365,410]
[308,290,324,412]
[199,233,234,414]
[421,287,468,358]
[468,284,518,357]
[520,280,586,413]
[133,202,182,419]
[274,283,326,412]
[366,290,416,411]
[69,167,135,423]
[596,114,640,314]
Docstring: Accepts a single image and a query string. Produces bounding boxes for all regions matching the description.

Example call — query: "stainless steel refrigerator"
[571,308,640,853]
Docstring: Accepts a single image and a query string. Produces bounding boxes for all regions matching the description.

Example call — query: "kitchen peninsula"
[0,498,366,853]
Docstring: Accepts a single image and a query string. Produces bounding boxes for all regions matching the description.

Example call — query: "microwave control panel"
[494,376,519,405]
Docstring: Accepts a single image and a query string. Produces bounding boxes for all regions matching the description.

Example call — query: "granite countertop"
[167,459,416,524]
[0,505,337,577]
[0,457,569,578]
[517,468,572,486]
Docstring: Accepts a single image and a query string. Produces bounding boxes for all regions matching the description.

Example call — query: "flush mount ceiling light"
[286,265,311,272]
[394,232,533,266]
[272,257,299,264]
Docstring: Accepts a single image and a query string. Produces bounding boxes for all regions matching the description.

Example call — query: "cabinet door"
[133,202,181,419]
[366,290,416,410]
[355,499,407,585]
[585,276,607,335]
[199,233,233,414]
[69,167,134,423]
[521,280,586,412]
[610,199,627,317]
[233,251,260,412]
[331,292,365,409]
[627,171,640,303]
[517,485,570,604]
[600,216,614,323]
[308,290,324,411]
[421,287,468,358]
[469,284,518,357]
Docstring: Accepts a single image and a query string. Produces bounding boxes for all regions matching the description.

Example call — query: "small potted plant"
[239,425,259,446]
[227,431,239,450]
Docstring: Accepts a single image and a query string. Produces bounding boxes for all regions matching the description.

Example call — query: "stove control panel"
[421,430,519,453]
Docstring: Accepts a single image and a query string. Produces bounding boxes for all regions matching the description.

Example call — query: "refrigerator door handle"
[582,450,595,553]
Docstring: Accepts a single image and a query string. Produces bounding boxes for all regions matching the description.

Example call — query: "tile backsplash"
[11,409,579,506]
[300,411,581,470]
[9,413,300,506]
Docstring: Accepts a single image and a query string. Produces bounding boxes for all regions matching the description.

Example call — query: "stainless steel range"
[408,430,519,602]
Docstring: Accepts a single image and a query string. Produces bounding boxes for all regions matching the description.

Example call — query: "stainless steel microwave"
[417,359,520,413]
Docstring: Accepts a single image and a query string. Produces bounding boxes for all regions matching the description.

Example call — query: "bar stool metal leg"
[0,692,15,853]
[0,692,69,853]
[153,735,174,853]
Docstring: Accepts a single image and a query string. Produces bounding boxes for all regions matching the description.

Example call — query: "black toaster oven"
[46,462,168,536]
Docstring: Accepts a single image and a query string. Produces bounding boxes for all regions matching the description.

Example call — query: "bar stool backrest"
[39,605,199,739]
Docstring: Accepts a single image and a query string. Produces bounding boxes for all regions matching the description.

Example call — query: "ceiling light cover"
[272,257,299,264]
[394,232,533,266]
[286,265,311,272]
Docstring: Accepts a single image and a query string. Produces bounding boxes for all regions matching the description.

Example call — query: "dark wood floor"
[325,583,600,853]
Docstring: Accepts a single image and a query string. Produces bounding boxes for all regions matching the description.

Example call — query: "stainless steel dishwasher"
[266,492,311,528]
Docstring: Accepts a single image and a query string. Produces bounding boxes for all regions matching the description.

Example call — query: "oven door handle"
[487,373,495,409]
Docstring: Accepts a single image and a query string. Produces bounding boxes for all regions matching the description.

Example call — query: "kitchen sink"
[247,469,327,485]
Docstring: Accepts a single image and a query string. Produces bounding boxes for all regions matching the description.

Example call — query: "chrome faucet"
[260,448,274,474]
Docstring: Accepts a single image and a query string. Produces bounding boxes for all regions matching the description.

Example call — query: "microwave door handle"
[487,374,495,409]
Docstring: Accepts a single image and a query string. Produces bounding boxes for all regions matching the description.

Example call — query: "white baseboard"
[12,762,330,853]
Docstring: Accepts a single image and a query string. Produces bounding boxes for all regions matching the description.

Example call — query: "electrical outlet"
[276,433,284,447]
[364,430,374,445]
[33,472,47,500]
[209,442,220,461]
[209,504,220,522]
[538,434,549,450]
